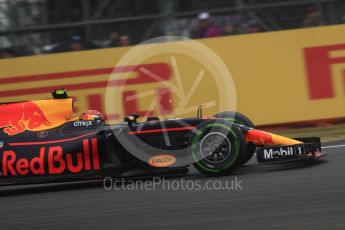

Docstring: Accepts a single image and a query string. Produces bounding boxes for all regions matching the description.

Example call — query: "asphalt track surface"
[1,141,345,230]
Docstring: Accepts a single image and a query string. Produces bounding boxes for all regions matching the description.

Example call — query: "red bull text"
[1,138,100,176]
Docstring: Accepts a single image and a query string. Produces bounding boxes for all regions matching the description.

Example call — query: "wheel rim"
[200,132,231,163]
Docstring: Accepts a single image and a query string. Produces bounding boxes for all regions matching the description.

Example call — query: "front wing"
[256,142,326,163]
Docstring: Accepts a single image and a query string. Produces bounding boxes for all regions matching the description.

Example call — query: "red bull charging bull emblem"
[0,101,52,135]
[245,130,274,145]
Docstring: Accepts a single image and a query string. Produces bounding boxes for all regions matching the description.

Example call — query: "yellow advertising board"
[1,24,345,126]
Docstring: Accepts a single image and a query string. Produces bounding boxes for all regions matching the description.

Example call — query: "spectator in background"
[1,48,17,58]
[69,35,84,51]
[302,5,324,27]
[194,12,223,38]
[246,20,261,33]
[223,15,240,35]
[109,32,119,47]
[49,35,99,53]
[118,35,131,46]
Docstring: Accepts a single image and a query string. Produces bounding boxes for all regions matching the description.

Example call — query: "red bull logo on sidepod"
[2,138,100,176]
[0,101,52,135]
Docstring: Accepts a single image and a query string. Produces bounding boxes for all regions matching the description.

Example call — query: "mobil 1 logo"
[257,145,305,162]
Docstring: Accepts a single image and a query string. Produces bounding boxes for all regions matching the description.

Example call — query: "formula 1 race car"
[0,90,325,185]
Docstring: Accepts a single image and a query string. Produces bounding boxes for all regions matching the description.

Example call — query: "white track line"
[322,144,345,149]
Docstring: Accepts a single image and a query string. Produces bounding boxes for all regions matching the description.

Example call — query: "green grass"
[264,124,345,142]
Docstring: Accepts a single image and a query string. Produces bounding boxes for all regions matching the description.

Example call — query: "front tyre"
[190,119,247,176]
[214,111,256,165]
[214,111,254,128]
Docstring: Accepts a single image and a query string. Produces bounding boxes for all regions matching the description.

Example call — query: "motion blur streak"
[0,141,344,230]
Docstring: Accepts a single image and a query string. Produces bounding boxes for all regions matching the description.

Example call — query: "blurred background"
[2,3,345,229]
[0,0,344,58]
[1,0,345,134]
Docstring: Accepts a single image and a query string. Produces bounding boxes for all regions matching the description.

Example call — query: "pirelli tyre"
[214,111,256,165]
[190,119,247,176]
[214,111,254,128]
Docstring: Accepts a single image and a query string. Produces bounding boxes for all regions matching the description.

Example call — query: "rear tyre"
[214,111,256,165]
[190,119,247,176]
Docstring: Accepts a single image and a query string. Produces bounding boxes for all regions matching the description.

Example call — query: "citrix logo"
[74,120,93,127]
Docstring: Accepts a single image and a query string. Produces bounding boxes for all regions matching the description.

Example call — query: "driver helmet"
[79,110,105,125]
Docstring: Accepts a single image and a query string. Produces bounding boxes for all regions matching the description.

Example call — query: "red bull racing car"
[0,90,325,185]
